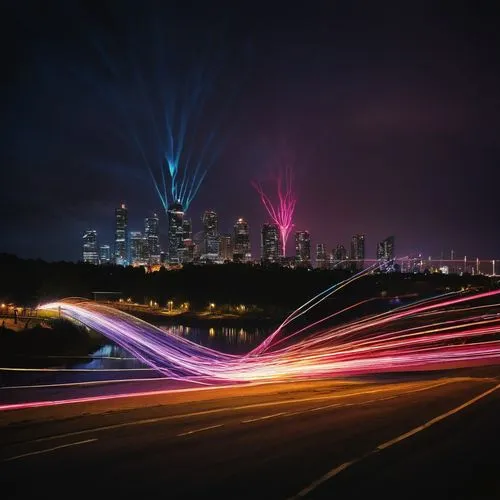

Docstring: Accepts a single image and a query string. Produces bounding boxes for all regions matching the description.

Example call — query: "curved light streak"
[38,273,500,384]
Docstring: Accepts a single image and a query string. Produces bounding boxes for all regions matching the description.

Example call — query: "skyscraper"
[83,230,99,265]
[182,219,194,263]
[130,231,146,266]
[114,203,128,266]
[182,219,192,241]
[261,223,280,264]
[376,236,395,262]
[350,234,365,271]
[295,231,311,267]
[202,210,219,260]
[167,201,184,264]
[99,244,111,264]
[145,213,160,265]
[316,243,327,269]
[220,234,233,262]
[333,244,348,270]
[233,218,251,263]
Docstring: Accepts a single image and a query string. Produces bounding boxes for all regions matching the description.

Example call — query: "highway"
[2,370,500,499]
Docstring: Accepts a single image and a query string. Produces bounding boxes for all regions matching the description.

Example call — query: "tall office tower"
[233,218,251,263]
[182,219,192,240]
[99,244,111,264]
[261,223,281,264]
[202,210,219,261]
[219,234,234,262]
[130,231,146,266]
[82,230,99,264]
[350,234,365,271]
[114,203,128,265]
[376,236,395,262]
[167,201,184,264]
[333,244,348,270]
[181,219,193,263]
[295,231,311,267]
[316,243,327,269]
[145,213,160,265]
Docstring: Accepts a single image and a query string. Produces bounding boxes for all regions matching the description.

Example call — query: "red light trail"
[34,272,500,385]
[4,269,500,412]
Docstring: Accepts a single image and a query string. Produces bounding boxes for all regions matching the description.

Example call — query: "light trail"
[35,272,500,386]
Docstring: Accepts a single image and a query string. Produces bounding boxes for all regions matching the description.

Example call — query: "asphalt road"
[2,372,500,499]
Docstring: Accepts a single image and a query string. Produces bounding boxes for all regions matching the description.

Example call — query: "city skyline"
[2,4,500,261]
[81,202,499,272]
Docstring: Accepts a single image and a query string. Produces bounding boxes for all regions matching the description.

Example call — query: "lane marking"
[177,424,223,437]
[242,412,287,423]
[289,382,500,498]
[0,378,360,412]
[285,395,397,418]
[3,439,98,462]
[1,377,172,390]
[27,381,449,444]
[239,379,458,423]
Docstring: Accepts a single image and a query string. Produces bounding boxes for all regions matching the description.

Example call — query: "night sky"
[2,2,499,261]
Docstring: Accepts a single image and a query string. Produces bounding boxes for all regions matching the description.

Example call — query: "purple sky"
[1,2,499,260]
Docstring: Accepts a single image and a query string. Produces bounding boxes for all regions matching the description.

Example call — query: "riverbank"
[0,319,105,368]
[114,307,282,328]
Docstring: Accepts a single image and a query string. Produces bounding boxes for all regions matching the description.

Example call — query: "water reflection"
[160,325,270,354]
[75,324,271,370]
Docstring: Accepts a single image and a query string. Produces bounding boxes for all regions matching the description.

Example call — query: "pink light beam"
[253,166,296,257]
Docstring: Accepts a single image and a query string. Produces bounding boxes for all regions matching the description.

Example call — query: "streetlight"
[209,303,215,313]
[167,300,173,312]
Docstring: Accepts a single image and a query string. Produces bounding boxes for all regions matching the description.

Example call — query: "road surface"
[2,371,500,499]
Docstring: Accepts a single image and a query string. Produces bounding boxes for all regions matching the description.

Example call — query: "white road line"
[289,382,500,499]
[3,439,98,462]
[29,379,461,445]
[241,379,455,422]
[177,424,223,437]
[242,412,287,423]
[285,395,397,418]
[1,377,170,390]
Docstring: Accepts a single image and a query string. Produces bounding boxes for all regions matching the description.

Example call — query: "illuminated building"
[145,213,160,265]
[333,244,348,270]
[99,244,111,264]
[377,236,396,272]
[82,230,99,265]
[181,219,193,263]
[183,239,195,263]
[182,219,192,240]
[376,236,395,261]
[167,201,184,264]
[350,234,365,271]
[316,243,327,269]
[261,223,280,263]
[130,231,146,266]
[114,203,128,265]
[233,218,251,263]
[220,234,233,262]
[295,231,311,267]
[202,210,219,261]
